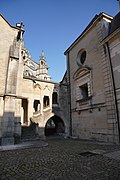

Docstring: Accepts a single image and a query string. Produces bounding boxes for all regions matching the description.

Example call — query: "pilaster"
[1,95,15,145]
[96,22,118,143]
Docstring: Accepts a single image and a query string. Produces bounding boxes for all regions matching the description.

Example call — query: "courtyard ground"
[0,137,120,179]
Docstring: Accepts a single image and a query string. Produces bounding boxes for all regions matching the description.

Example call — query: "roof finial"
[39,49,46,61]
[41,49,44,58]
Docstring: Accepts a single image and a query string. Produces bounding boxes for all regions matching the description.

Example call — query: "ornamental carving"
[73,66,91,80]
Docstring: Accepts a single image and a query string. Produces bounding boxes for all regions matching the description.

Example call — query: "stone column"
[0,97,4,139]
[14,98,22,143]
[28,98,34,125]
[1,96,15,145]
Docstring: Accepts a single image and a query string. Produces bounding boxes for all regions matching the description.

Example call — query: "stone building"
[0,14,69,145]
[64,11,120,144]
[1,10,120,146]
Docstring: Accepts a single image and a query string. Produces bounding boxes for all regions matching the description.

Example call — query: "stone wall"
[0,16,19,95]
[0,15,23,145]
[66,14,118,143]
[0,14,69,144]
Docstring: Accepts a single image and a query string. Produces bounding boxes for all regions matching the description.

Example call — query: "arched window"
[52,92,58,104]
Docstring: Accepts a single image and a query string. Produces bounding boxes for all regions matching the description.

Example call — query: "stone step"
[21,136,40,142]
[21,126,37,140]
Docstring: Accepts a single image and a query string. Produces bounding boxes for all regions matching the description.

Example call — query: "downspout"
[106,42,120,143]
[67,52,72,136]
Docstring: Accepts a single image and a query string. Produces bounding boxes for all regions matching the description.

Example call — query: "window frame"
[43,96,50,108]
[76,49,87,66]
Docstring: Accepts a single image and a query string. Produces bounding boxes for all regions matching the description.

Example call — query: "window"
[80,51,86,65]
[79,83,88,100]
[52,92,58,104]
[33,100,40,112]
[77,49,87,66]
[24,70,33,76]
[44,77,47,80]
[41,61,45,66]
[43,96,49,108]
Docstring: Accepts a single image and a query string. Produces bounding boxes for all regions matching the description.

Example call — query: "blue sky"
[0,0,119,82]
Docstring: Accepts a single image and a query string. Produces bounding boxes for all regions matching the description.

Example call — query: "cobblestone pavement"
[0,137,120,180]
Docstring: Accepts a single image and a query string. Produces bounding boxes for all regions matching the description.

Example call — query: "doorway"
[22,99,28,125]
[45,115,65,136]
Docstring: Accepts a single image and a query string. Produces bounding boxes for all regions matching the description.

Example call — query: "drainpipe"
[106,42,120,143]
[67,52,72,137]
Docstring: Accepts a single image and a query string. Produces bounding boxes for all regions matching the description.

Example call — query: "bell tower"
[37,50,51,81]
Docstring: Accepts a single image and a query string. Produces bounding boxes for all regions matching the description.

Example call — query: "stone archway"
[45,115,65,136]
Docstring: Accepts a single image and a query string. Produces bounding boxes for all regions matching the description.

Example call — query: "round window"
[76,49,87,66]
[80,51,86,64]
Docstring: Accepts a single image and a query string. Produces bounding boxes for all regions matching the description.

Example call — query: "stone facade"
[1,11,120,145]
[64,12,120,144]
[103,12,120,143]
[0,14,69,145]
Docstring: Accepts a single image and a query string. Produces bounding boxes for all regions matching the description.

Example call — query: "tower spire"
[37,50,51,81]
[41,49,44,58]
[40,49,45,61]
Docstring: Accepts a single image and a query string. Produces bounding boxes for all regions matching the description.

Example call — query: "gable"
[64,13,113,55]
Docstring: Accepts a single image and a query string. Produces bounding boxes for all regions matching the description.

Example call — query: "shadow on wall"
[0,112,21,145]
[0,113,66,146]
[0,112,46,145]
[45,115,65,136]
[21,119,40,141]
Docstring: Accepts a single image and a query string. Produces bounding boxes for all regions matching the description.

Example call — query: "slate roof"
[109,11,120,34]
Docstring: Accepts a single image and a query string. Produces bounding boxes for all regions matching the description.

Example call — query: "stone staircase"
[21,124,39,142]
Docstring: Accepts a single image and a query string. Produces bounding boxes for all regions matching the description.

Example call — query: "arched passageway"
[45,115,65,136]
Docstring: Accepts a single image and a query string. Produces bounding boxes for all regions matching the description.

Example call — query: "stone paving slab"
[0,137,120,179]
[0,140,48,151]
[105,150,120,161]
